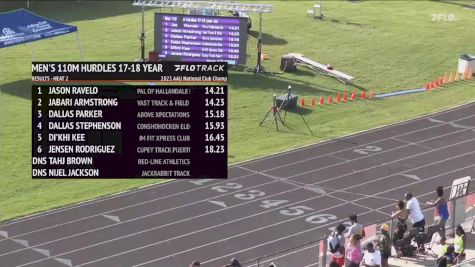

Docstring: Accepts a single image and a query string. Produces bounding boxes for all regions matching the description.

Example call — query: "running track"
[1,102,475,267]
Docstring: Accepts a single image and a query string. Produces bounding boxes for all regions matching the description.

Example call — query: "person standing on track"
[328,224,347,266]
[346,214,365,239]
[190,261,201,267]
[426,186,449,238]
[405,192,425,231]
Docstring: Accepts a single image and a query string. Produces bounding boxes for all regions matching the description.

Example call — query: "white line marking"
[325,150,475,196]
[12,239,28,247]
[102,215,120,223]
[327,154,349,162]
[208,200,227,208]
[309,137,475,186]
[4,112,474,243]
[428,118,444,123]
[0,180,279,258]
[251,114,475,174]
[400,173,421,181]
[54,258,73,267]
[33,248,50,257]
[64,194,340,267]
[141,164,475,266]
[450,122,471,129]
[391,137,433,150]
[3,103,474,230]
[14,187,301,267]
[0,231,8,238]
[245,244,317,267]
[0,173,261,241]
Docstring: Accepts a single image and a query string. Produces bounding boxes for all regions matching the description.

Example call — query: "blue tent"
[0,9,83,59]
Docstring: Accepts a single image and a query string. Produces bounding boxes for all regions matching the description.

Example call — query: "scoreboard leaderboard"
[32,62,227,179]
[155,13,248,65]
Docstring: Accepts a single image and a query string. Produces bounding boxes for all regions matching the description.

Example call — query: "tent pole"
[76,31,84,61]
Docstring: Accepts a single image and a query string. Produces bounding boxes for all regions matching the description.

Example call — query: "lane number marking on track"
[353,145,382,155]
[189,179,215,186]
[211,183,243,193]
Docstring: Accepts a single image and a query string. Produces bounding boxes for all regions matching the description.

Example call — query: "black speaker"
[276,93,298,110]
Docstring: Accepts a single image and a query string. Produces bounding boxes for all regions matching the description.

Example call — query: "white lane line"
[325,150,475,196]
[309,137,475,186]
[124,204,374,267]
[391,137,433,150]
[4,112,474,241]
[246,167,475,267]
[102,215,120,223]
[197,209,376,266]
[249,114,475,174]
[282,127,475,183]
[400,173,421,181]
[13,187,302,267]
[3,104,473,230]
[140,164,475,267]
[238,103,475,167]
[0,179,180,226]
[328,154,350,162]
[1,179,281,258]
[40,192,330,267]
[428,118,444,123]
[0,173,261,242]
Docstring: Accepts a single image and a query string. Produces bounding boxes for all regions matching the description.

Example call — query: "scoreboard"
[155,13,248,65]
[32,62,227,179]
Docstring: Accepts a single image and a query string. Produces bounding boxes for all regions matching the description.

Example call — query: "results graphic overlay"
[32,62,227,179]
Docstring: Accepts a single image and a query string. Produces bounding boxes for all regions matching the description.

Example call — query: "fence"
[243,191,475,267]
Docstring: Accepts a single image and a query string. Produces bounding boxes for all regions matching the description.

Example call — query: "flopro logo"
[2,28,15,36]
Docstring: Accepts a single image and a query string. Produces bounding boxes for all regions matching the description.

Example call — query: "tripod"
[245,13,271,76]
[259,86,313,135]
[259,94,288,135]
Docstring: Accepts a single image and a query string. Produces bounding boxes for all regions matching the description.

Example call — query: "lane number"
[353,145,382,155]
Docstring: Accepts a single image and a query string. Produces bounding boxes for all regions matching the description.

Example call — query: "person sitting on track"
[346,214,365,239]
[426,186,449,238]
[391,200,408,244]
[361,242,381,267]
[405,192,425,231]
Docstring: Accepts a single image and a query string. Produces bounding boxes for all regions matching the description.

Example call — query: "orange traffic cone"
[469,67,474,80]
[328,95,333,104]
[343,92,348,101]
[448,71,454,82]
[336,93,341,103]
[443,72,448,84]
[361,91,366,100]
[455,71,460,81]
[369,90,375,98]
[425,82,430,90]
[318,96,324,105]
[300,98,305,107]
[351,91,356,100]
[432,81,438,89]
[311,97,315,107]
